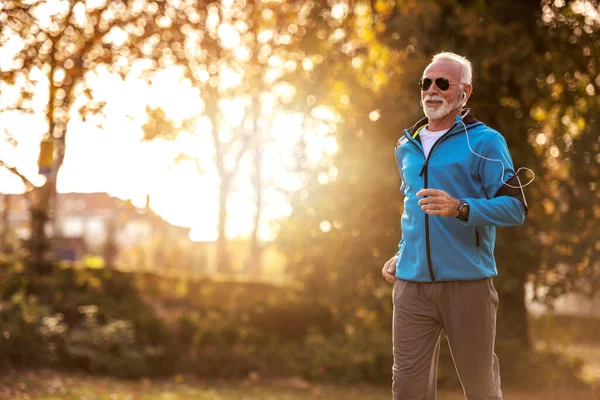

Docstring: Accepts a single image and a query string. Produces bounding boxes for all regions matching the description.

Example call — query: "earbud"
[458,92,468,110]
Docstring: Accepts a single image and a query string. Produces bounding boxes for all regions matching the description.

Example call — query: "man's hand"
[382,255,397,283]
[417,188,460,217]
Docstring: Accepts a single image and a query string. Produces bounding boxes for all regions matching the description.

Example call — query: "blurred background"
[0,0,599,399]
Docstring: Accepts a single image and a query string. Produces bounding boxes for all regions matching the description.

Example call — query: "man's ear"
[464,84,473,103]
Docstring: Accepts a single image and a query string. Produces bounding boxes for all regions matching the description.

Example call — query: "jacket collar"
[406,108,479,138]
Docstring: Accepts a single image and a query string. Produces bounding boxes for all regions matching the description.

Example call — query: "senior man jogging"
[382,52,528,400]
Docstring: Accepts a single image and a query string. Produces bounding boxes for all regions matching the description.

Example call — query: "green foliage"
[64,305,162,378]
[0,264,178,378]
[136,274,337,378]
[0,262,594,388]
[0,291,66,368]
[277,1,599,374]
[177,311,302,378]
[133,273,338,344]
[0,263,339,380]
[302,320,392,383]
[496,346,586,390]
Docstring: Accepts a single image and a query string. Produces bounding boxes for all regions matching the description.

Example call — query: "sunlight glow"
[369,110,381,121]
[536,133,547,145]
[302,58,314,71]
[87,0,108,9]
[311,106,340,122]
[1,27,339,244]
[257,29,274,43]
[0,34,24,71]
[218,23,242,49]
[106,27,129,47]
[219,97,246,127]
[207,9,220,32]
[234,46,251,61]
[219,67,243,91]
[572,0,600,24]
[319,220,332,232]
[33,0,70,31]
[331,3,350,20]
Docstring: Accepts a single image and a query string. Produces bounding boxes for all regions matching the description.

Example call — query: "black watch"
[457,200,470,221]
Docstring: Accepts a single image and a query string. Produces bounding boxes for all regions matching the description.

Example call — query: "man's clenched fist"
[382,255,397,283]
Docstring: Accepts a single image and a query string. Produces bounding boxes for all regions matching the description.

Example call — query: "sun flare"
[1,64,337,242]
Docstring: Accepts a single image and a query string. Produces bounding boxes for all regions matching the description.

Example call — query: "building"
[1,192,288,280]
[0,192,195,271]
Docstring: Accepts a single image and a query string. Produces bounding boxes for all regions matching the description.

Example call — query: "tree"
[141,0,368,276]
[276,0,406,310]
[0,0,178,268]
[379,0,600,348]
[277,0,599,359]
[528,0,600,302]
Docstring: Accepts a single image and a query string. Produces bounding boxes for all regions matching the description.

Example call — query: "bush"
[496,341,587,390]
[0,291,67,368]
[0,262,593,388]
[63,305,162,378]
[0,264,178,377]
[301,310,392,383]
[177,310,303,378]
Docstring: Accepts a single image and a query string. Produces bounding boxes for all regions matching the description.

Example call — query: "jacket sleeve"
[463,134,527,227]
[394,237,405,257]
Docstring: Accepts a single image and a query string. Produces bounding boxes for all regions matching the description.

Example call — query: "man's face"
[421,60,464,121]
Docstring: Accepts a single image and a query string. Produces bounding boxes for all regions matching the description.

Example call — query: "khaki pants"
[392,278,503,400]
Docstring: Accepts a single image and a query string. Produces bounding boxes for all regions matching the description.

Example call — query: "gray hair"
[429,52,472,84]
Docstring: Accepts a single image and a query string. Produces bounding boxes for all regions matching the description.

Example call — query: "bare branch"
[0,159,36,190]
[0,105,35,114]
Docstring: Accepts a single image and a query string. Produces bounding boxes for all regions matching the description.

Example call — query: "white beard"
[422,93,463,120]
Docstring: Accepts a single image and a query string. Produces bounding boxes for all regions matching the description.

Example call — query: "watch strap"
[457,200,469,222]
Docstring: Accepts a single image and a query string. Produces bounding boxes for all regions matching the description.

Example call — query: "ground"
[0,369,598,400]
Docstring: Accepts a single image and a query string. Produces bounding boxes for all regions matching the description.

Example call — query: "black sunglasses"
[419,77,464,91]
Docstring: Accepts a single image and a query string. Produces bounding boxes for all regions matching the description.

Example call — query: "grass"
[1,370,598,400]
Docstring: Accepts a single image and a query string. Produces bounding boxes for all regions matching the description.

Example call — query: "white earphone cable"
[459,116,535,189]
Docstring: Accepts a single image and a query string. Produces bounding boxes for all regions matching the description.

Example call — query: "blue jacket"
[393,111,527,282]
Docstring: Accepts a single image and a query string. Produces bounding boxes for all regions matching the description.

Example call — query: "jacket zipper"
[414,122,457,282]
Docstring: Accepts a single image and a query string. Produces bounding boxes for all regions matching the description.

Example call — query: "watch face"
[460,203,469,216]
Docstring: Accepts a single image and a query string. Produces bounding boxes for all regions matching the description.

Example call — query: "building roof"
[2,192,190,235]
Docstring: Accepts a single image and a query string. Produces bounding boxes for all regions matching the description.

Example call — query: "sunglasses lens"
[420,78,452,91]
[420,78,432,91]
[435,78,450,91]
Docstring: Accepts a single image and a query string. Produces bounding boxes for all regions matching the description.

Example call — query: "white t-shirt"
[419,126,449,158]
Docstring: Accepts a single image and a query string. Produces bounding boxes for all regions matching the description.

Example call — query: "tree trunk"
[246,81,265,278]
[103,219,118,269]
[216,176,230,273]
[27,30,60,270]
[246,143,263,278]
[493,226,538,351]
[49,141,65,238]
[28,187,52,273]
[1,194,9,253]
[496,268,531,349]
